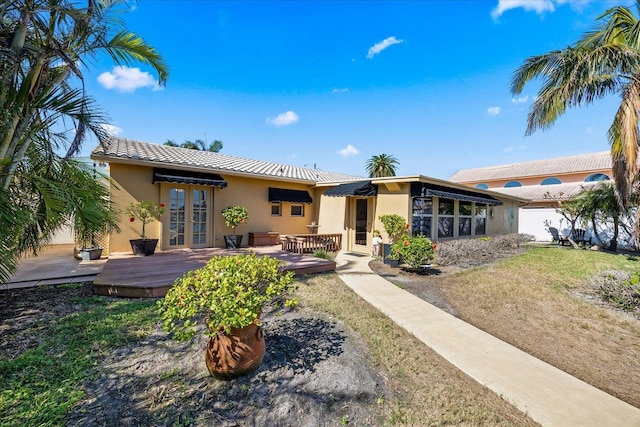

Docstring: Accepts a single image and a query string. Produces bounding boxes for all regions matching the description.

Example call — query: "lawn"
[441,245,640,408]
[6,244,630,425]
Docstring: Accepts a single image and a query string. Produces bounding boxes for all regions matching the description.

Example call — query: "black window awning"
[268,187,313,204]
[324,180,378,197]
[153,168,227,188]
[411,182,502,206]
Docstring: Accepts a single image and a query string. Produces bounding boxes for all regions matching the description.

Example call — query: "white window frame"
[290,204,304,217]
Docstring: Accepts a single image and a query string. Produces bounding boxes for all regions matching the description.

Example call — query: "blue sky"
[81,0,634,179]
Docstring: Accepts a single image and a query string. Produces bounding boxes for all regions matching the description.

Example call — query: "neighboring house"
[449,151,628,244]
[91,138,526,255]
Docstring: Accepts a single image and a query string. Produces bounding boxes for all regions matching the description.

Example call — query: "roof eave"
[90,153,319,185]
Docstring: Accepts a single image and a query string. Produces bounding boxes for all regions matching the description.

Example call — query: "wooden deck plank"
[93,246,335,298]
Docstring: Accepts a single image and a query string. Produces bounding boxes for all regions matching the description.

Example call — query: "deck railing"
[280,233,342,254]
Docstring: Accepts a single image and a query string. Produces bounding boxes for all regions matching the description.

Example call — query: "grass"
[6,245,634,424]
[296,274,537,426]
[0,291,157,426]
[441,245,640,408]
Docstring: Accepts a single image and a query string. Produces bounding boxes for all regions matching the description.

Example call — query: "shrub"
[158,253,297,341]
[434,234,533,267]
[379,214,407,244]
[312,248,335,260]
[590,270,640,314]
[388,234,436,270]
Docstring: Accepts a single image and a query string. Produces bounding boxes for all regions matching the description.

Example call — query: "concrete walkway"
[335,252,640,427]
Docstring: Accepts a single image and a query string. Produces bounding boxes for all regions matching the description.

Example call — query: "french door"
[351,198,372,253]
[163,185,211,249]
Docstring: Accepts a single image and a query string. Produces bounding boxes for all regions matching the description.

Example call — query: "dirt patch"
[0,283,388,426]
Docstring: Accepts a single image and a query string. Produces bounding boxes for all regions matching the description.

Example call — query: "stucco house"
[449,151,630,243]
[91,138,526,255]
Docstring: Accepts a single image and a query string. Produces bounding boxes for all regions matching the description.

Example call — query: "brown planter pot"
[223,234,243,249]
[205,322,265,379]
[130,239,158,256]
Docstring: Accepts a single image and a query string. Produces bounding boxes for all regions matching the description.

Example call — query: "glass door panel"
[192,189,208,247]
[355,199,368,245]
[169,188,186,247]
[165,185,211,249]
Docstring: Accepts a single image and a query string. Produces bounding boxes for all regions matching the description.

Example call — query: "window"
[475,205,487,235]
[541,177,561,185]
[271,202,281,216]
[412,197,432,238]
[504,180,522,188]
[585,173,610,182]
[290,204,304,217]
[438,199,455,238]
[458,201,472,237]
[475,183,489,189]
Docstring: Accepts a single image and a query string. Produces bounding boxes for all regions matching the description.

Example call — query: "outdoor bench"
[248,232,280,246]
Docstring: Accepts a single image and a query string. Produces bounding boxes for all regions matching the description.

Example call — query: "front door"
[164,185,212,249]
[352,198,372,253]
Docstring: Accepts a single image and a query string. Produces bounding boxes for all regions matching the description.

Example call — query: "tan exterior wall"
[108,163,317,253]
[212,175,315,246]
[109,163,163,253]
[317,192,348,244]
[107,164,522,255]
[373,185,411,243]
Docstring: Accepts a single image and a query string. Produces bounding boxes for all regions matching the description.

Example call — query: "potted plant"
[125,201,165,256]
[73,197,120,261]
[221,205,248,248]
[157,252,297,379]
[378,214,407,266]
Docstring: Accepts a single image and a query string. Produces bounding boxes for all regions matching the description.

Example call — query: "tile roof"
[92,137,364,184]
[488,181,604,202]
[449,151,613,183]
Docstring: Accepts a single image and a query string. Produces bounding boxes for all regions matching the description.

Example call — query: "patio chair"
[549,227,569,246]
[571,228,592,246]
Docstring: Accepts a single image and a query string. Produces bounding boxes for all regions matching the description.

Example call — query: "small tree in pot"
[157,252,297,379]
[125,201,165,256]
[221,205,248,248]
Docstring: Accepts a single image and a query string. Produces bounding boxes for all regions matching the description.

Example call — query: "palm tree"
[511,1,640,239]
[164,138,223,152]
[365,154,399,177]
[0,0,168,283]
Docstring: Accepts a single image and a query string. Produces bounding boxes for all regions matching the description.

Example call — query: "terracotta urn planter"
[205,321,265,379]
[129,238,159,256]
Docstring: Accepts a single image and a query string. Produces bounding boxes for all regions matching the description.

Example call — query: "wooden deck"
[92,245,335,298]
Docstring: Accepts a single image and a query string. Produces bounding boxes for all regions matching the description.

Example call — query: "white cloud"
[266,110,299,127]
[97,66,160,92]
[367,36,404,59]
[492,0,555,19]
[487,106,501,116]
[338,144,359,157]
[332,88,349,93]
[503,146,514,153]
[101,123,122,136]
[512,95,529,104]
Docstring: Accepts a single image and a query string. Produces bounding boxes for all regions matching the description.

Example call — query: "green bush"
[312,248,335,260]
[158,253,297,341]
[379,214,407,244]
[388,234,436,270]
